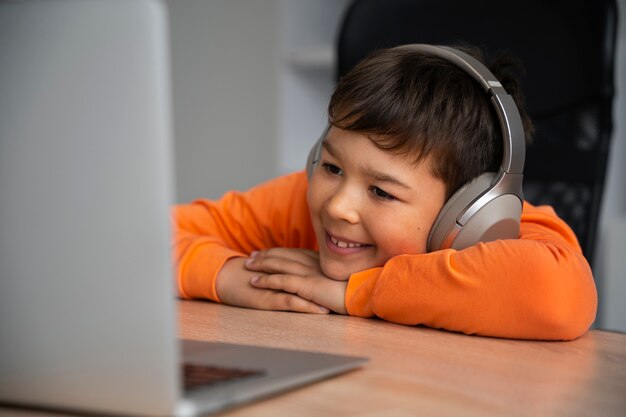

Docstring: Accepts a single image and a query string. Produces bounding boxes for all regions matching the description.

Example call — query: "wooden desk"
[1,300,624,417]
[178,300,626,417]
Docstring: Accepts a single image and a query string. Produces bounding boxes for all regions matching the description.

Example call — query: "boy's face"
[307,127,446,281]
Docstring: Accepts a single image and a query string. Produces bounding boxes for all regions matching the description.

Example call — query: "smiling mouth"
[329,235,367,248]
[325,232,373,254]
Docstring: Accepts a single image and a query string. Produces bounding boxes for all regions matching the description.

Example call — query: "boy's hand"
[216,256,332,315]
[245,248,348,315]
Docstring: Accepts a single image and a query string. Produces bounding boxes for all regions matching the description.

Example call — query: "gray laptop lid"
[0,1,180,415]
[0,2,367,417]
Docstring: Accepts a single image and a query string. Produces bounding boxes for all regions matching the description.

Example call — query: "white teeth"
[330,236,364,248]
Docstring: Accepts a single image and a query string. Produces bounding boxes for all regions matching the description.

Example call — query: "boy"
[172,45,596,340]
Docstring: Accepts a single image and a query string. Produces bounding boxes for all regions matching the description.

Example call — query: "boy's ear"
[306,125,331,180]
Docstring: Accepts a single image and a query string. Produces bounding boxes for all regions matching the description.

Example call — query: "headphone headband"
[395,45,525,174]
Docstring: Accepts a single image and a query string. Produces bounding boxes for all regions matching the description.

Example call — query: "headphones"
[306,44,526,252]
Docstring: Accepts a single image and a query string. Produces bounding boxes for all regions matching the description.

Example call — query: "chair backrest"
[336,0,618,266]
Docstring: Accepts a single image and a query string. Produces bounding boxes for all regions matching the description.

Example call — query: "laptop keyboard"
[183,363,265,390]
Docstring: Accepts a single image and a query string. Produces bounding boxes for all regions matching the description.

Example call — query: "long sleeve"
[171,172,317,301]
[345,202,597,340]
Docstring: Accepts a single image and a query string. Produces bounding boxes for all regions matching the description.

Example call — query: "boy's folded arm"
[172,229,244,301]
[345,204,598,340]
[170,172,315,302]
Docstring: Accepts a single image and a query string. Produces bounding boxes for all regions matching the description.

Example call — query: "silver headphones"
[307,44,525,252]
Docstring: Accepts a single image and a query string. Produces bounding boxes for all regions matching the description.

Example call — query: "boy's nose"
[324,186,360,224]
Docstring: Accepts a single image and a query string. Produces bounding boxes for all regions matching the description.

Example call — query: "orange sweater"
[172,171,597,340]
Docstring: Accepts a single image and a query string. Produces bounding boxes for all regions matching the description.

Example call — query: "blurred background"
[165,0,626,332]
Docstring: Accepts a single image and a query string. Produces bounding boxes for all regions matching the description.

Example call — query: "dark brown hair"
[328,45,534,198]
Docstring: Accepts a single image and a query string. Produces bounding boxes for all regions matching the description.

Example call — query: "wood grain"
[2,301,624,417]
[177,300,626,417]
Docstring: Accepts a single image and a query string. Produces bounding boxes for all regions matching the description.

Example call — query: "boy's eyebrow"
[322,140,412,190]
[364,168,412,190]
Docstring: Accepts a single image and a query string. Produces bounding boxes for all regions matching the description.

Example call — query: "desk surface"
[1,300,625,417]
[177,300,626,417]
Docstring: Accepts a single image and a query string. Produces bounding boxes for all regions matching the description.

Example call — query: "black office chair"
[336,0,618,267]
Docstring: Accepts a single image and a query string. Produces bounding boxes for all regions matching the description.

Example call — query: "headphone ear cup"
[306,139,322,179]
[428,172,522,252]
[428,172,523,251]
[448,193,522,250]
[306,126,329,179]
[429,173,496,251]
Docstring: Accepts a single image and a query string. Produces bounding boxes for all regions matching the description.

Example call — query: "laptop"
[0,1,367,416]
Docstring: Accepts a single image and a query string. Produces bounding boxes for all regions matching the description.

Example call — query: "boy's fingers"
[250,274,315,300]
[253,290,329,314]
[245,255,315,276]
[259,247,318,259]
[251,275,346,315]
[252,248,319,266]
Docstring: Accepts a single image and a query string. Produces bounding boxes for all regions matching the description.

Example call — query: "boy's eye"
[369,186,397,202]
[321,162,342,176]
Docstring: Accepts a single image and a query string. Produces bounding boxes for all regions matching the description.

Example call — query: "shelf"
[287,46,334,71]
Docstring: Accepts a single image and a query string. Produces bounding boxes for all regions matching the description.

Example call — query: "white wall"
[168,0,350,202]
[167,0,279,202]
[277,0,352,175]
[596,0,626,332]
